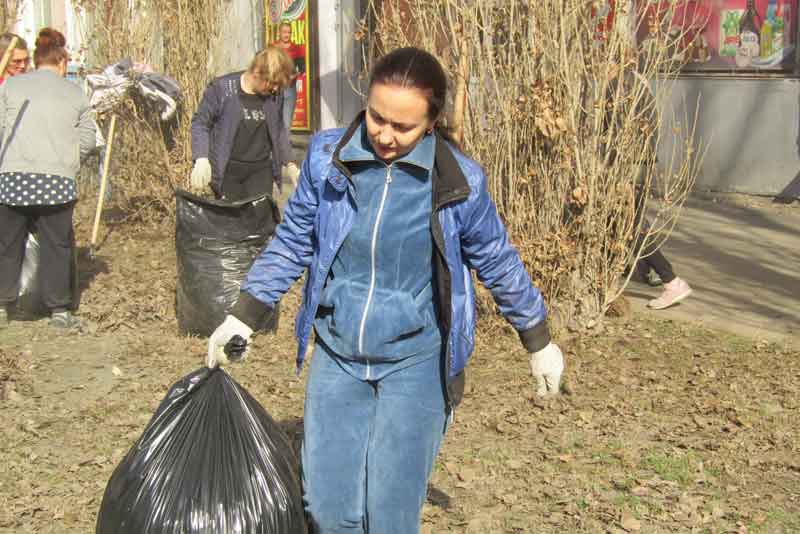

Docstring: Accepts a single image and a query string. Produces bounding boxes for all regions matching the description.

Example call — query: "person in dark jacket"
[0,28,95,329]
[190,45,296,200]
[206,48,565,534]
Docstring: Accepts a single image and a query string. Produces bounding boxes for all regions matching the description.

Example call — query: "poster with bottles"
[265,0,313,131]
[636,0,797,71]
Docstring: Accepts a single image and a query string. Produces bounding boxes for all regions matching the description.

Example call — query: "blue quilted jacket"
[233,113,550,406]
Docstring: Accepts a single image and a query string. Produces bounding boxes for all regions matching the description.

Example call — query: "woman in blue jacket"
[207,47,565,534]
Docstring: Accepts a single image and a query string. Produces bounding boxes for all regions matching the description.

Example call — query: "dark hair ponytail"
[369,47,458,145]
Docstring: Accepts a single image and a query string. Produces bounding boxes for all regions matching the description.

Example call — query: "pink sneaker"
[648,277,692,310]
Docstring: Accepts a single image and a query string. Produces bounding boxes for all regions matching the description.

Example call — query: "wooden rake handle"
[90,114,118,251]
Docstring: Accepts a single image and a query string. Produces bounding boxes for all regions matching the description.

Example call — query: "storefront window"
[637,0,797,72]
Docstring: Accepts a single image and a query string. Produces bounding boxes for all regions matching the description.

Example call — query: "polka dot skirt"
[0,172,77,206]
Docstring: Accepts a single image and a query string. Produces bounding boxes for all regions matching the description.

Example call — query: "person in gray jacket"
[0,28,95,329]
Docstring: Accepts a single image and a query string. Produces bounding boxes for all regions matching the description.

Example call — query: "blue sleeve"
[190,81,218,160]
[459,170,549,336]
[241,139,319,305]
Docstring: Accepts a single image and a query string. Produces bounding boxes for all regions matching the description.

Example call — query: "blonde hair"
[249,45,294,90]
[0,32,28,51]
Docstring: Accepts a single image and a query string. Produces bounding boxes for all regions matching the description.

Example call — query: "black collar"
[332,111,470,209]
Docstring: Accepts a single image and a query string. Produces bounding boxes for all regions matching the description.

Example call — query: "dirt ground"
[1,199,798,534]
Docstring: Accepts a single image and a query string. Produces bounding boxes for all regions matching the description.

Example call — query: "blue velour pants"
[302,341,449,534]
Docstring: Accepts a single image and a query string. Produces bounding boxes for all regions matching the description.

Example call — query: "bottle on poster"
[737,0,762,66]
[721,10,742,57]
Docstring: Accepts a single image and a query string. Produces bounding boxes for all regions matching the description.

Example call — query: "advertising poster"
[636,0,797,71]
[266,0,312,131]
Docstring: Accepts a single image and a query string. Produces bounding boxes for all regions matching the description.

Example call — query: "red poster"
[266,0,312,131]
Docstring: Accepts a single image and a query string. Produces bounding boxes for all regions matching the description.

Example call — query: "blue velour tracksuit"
[231,112,551,534]
[303,124,444,533]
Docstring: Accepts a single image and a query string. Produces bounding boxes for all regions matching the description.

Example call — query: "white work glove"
[529,342,564,396]
[190,157,212,190]
[207,315,254,369]
[281,162,300,188]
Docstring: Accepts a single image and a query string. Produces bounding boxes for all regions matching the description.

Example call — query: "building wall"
[657,77,800,196]
[208,0,263,76]
[14,0,43,45]
[318,0,366,129]
[14,1,82,60]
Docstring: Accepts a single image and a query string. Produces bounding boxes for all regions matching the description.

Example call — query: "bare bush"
[0,1,19,32]
[75,0,223,223]
[361,0,702,331]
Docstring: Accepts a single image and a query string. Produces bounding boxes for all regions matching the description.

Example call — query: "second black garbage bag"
[15,229,79,319]
[175,190,281,336]
[96,367,305,534]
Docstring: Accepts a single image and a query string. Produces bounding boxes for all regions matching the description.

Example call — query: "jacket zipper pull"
[385,165,392,184]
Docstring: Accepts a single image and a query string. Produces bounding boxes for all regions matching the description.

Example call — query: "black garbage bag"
[14,230,79,319]
[15,232,47,318]
[176,190,280,336]
[96,367,306,534]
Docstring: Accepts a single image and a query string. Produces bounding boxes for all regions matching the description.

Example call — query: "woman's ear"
[429,115,443,134]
